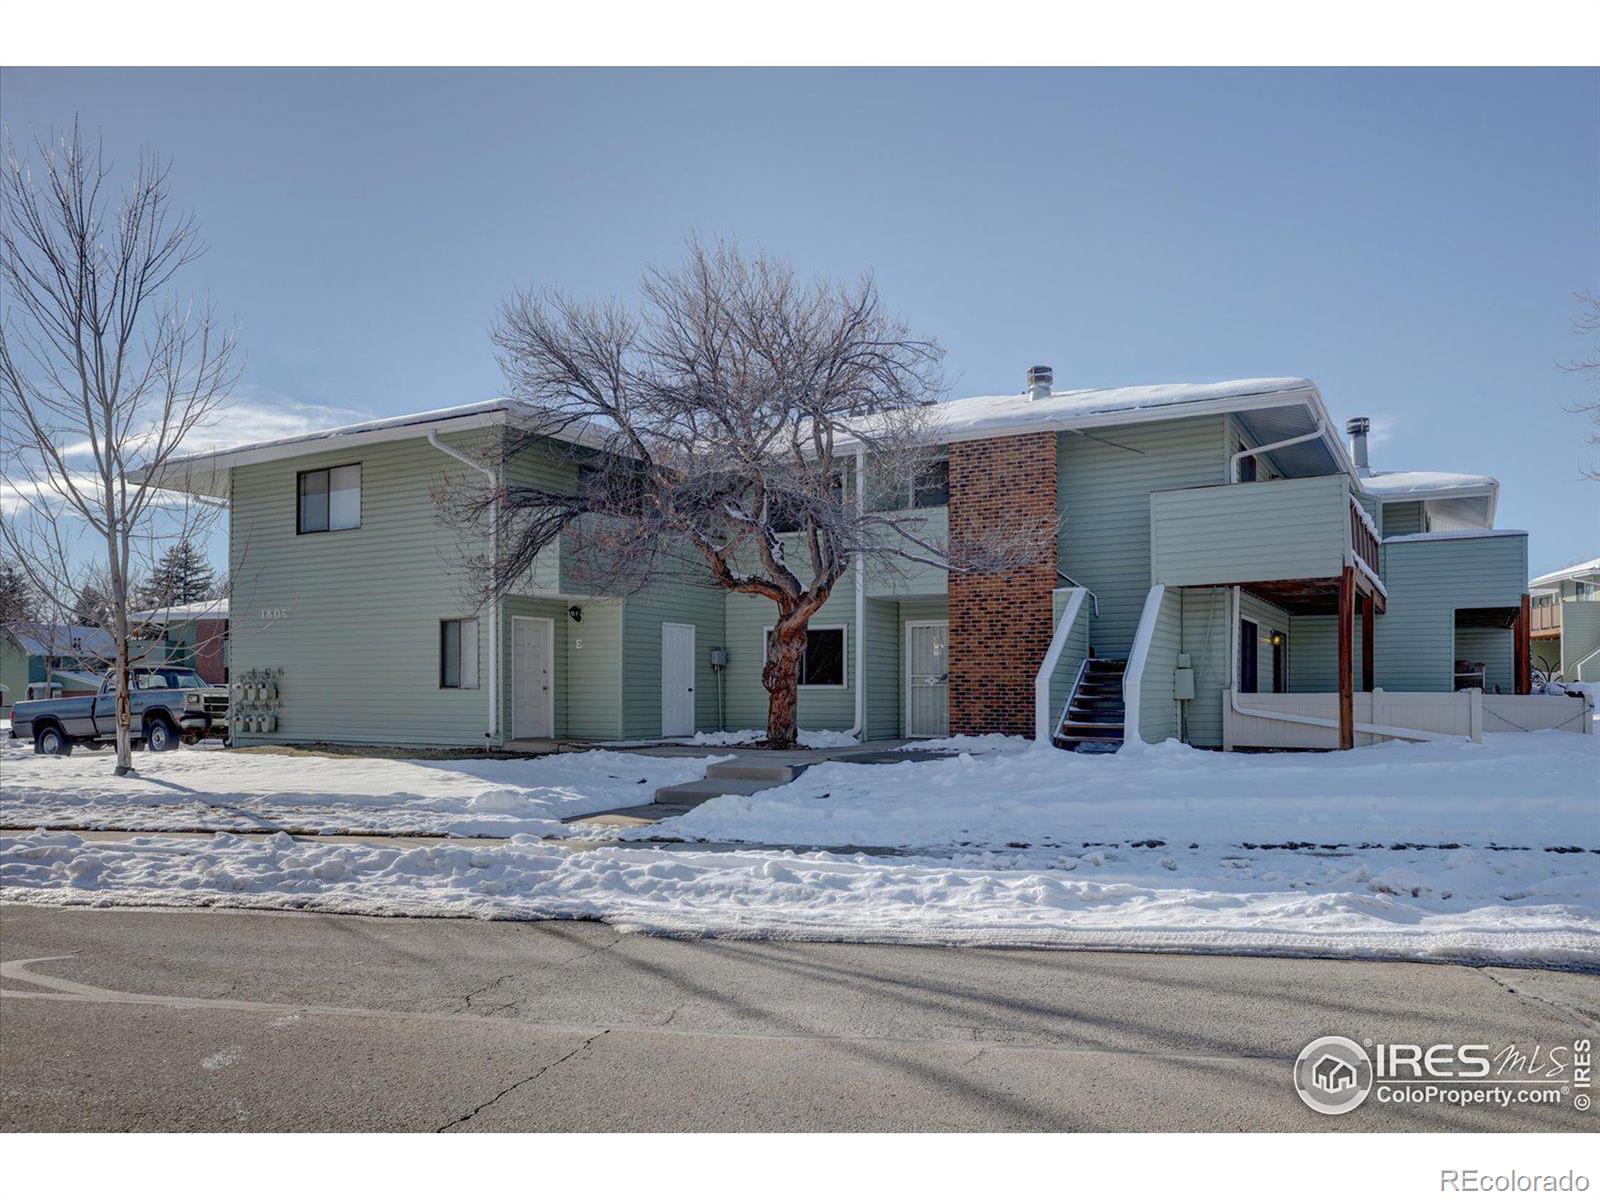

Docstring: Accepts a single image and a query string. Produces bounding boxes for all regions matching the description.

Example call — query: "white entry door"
[512,616,554,739]
[905,620,949,738]
[661,622,696,737]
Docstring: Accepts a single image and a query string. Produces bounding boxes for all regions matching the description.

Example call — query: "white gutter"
[846,445,866,740]
[428,429,500,745]
[1229,416,1328,483]
[1034,587,1089,742]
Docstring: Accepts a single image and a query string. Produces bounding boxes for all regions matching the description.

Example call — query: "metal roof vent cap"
[1345,416,1371,474]
[1027,365,1053,401]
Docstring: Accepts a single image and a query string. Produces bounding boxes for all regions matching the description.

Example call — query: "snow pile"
[0,739,720,837]
[654,733,1600,853]
[2,829,1593,967]
[674,728,860,749]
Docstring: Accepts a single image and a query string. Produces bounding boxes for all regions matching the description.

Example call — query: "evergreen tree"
[73,580,110,626]
[142,538,217,608]
[0,556,36,625]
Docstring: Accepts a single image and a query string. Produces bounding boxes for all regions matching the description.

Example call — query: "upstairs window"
[1236,444,1257,483]
[298,464,362,533]
[439,618,480,689]
[911,458,950,508]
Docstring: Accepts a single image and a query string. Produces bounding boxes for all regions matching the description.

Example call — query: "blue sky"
[4,67,1596,573]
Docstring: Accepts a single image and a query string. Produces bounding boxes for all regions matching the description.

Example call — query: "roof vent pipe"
[1027,365,1053,401]
[1345,417,1371,475]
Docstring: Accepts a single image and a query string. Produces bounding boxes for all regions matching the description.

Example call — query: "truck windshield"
[129,669,208,690]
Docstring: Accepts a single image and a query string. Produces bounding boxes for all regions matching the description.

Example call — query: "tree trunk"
[108,531,135,776]
[762,622,807,749]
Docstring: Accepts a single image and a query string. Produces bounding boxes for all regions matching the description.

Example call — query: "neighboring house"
[146,373,1577,751]
[1529,557,1600,683]
[130,599,231,684]
[1,622,119,713]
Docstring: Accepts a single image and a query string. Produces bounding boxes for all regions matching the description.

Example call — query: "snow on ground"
[1,829,1593,967]
[652,733,1599,853]
[1,728,1596,967]
[0,737,720,837]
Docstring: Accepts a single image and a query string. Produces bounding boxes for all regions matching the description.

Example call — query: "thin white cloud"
[1366,414,1398,450]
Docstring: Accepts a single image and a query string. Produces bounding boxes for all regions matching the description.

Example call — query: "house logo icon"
[1294,1036,1374,1115]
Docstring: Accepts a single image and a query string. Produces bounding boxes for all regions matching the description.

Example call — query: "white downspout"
[428,429,500,745]
[1229,417,1328,483]
[846,445,865,741]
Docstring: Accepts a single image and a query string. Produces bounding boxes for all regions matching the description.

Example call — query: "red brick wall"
[947,433,1059,736]
[193,619,228,684]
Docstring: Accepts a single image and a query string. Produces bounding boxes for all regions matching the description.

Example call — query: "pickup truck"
[9,667,230,755]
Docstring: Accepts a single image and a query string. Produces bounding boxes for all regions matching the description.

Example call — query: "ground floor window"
[439,618,479,689]
[766,624,847,688]
[1238,618,1259,693]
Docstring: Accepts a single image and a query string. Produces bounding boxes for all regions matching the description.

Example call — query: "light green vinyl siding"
[1132,586,1183,744]
[496,597,622,741]
[723,580,857,731]
[1559,601,1600,680]
[1176,588,1230,747]
[1375,533,1528,692]
[1149,474,1352,590]
[1382,501,1425,538]
[0,632,28,711]
[865,598,901,740]
[866,506,948,598]
[1059,415,1231,656]
[1287,612,1368,692]
[620,577,727,738]
[228,432,503,747]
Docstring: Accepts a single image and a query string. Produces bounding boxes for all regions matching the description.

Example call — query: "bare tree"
[443,240,1054,748]
[0,125,237,773]
[1565,290,1600,481]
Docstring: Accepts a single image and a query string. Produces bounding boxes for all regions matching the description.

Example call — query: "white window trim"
[440,616,481,690]
[761,623,849,690]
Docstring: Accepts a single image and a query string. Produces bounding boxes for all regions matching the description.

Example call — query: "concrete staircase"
[1055,659,1128,753]
[570,758,808,829]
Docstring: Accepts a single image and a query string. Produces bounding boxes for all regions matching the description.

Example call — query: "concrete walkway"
[567,743,952,829]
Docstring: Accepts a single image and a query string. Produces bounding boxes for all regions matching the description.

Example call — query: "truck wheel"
[34,726,72,756]
[145,716,179,752]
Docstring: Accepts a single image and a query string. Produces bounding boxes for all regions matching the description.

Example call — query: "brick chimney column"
[946,433,1059,736]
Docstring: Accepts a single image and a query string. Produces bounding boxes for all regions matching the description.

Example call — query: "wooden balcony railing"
[1531,602,1562,636]
[1350,498,1381,575]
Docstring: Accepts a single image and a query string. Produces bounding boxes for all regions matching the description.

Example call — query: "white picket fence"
[1222,688,1593,750]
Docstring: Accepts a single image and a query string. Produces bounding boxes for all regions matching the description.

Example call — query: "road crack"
[436,1029,609,1132]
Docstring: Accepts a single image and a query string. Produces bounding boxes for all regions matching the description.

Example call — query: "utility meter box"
[708,646,729,670]
[1173,652,1196,702]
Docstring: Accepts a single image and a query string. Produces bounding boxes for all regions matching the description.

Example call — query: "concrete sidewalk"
[3,904,1595,1132]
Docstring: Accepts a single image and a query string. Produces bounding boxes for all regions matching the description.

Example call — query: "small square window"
[440,618,480,689]
[297,464,361,533]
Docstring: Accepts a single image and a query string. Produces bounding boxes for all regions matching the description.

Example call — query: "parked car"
[8,668,229,755]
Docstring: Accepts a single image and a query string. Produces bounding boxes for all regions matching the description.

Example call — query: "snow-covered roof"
[4,621,116,660]
[1530,556,1600,588]
[140,400,515,499]
[1359,469,1498,500]
[1383,529,1526,544]
[129,598,229,624]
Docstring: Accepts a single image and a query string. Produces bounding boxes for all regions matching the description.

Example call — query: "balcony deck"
[1148,474,1383,614]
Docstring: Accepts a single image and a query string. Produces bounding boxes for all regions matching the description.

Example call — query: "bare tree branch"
[0,122,238,772]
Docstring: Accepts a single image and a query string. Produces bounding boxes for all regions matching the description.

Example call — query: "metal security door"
[905,620,949,738]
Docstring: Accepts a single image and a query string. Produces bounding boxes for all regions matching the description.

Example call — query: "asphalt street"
[2,904,1595,1131]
